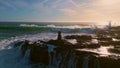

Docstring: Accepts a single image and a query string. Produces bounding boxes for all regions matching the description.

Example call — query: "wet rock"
[29,44,49,65]
[75,50,99,68]
[65,35,100,48]
[21,40,30,56]
[97,37,112,41]
[98,56,120,68]
[14,41,24,48]
[65,35,92,40]
[47,40,73,49]
[99,41,111,46]
[15,39,120,68]
[108,48,120,54]
[111,41,120,45]
[13,29,120,68]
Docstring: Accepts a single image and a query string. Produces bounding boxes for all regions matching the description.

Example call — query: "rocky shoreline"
[12,26,120,68]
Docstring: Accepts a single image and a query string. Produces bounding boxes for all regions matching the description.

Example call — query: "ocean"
[0,22,94,49]
[0,22,93,40]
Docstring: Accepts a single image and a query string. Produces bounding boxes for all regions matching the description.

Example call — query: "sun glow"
[100,0,120,5]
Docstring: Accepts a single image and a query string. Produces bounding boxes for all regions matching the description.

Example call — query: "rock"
[108,48,120,54]
[21,40,30,56]
[30,43,49,65]
[14,39,120,68]
[65,35,92,40]
[98,56,120,68]
[14,41,24,48]
[64,35,101,48]
[13,29,120,68]
[97,37,112,41]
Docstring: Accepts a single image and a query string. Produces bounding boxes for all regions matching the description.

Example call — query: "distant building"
[107,21,112,29]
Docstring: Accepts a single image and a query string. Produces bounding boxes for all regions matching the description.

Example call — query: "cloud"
[57,0,120,22]
[59,8,78,16]
[13,0,30,9]
[0,0,16,9]
[0,0,120,22]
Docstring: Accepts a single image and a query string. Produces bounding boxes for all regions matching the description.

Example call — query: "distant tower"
[57,31,62,40]
[108,21,112,29]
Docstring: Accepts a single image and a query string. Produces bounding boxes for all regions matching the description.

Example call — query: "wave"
[0,32,58,50]
[0,24,94,41]
[20,24,39,27]
[19,24,93,33]
[19,23,109,30]
[19,24,91,29]
[0,32,92,50]
[0,25,51,41]
[45,24,91,29]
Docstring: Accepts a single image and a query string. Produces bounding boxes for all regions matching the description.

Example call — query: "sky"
[0,0,120,24]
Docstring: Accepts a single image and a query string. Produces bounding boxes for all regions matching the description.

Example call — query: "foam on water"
[19,23,112,29]
[20,24,39,27]
[46,24,91,29]
[0,33,56,50]
[77,46,119,56]
[19,24,91,29]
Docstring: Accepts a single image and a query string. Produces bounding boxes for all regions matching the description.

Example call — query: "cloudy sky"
[0,0,120,23]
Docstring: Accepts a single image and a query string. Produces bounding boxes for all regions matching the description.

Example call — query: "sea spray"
[82,55,90,68]
[47,44,56,67]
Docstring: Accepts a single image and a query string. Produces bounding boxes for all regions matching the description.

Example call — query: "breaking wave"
[19,24,91,29]
[20,24,39,27]
[45,24,91,29]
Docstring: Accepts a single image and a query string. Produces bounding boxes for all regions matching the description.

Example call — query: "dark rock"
[98,56,120,68]
[75,50,99,68]
[97,37,112,41]
[99,41,111,46]
[64,34,101,48]
[47,40,73,49]
[99,40,120,46]
[21,40,30,56]
[85,43,100,48]
[16,39,120,68]
[108,48,120,54]
[14,29,120,68]
[30,43,49,65]
[14,41,24,48]
[74,43,100,49]
[111,41,120,45]
[65,35,92,41]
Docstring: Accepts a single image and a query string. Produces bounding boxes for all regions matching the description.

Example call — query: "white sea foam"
[0,32,61,50]
[46,24,91,29]
[20,24,39,27]
[19,24,91,29]
[0,32,94,51]
[77,46,119,56]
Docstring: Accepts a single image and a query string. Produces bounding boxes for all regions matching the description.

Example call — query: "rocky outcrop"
[14,40,120,68]
[98,56,120,68]
[65,35,100,48]
[13,31,120,68]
